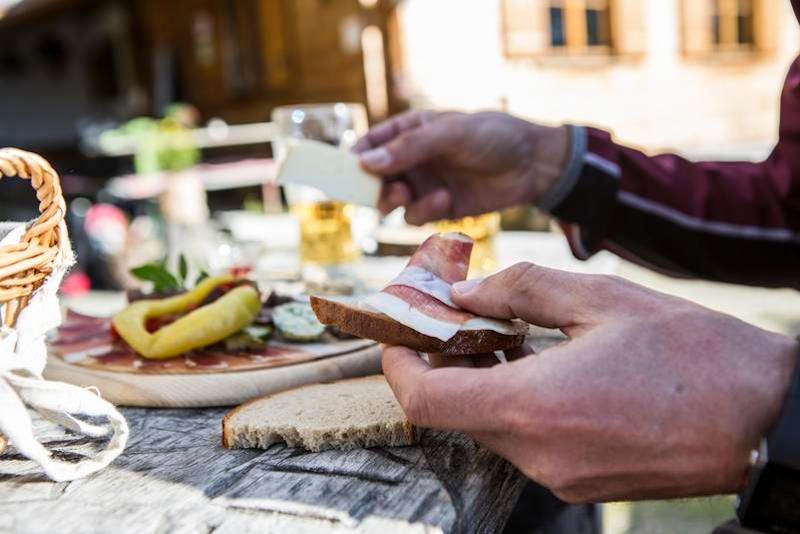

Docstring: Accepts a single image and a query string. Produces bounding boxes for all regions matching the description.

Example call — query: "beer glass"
[272,103,368,265]
[434,212,501,275]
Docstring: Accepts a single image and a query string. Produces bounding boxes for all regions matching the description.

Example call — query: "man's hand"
[354,111,569,225]
[382,263,798,502]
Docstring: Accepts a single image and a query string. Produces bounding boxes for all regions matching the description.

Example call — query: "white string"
[0,221,129,482]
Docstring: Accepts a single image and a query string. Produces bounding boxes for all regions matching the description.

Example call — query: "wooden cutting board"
[44,309,382,407]
[45,343,382,408]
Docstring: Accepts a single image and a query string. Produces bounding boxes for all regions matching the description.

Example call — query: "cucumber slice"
[243,325,273,340]
[224,325,274,351]
[273,302,326,342]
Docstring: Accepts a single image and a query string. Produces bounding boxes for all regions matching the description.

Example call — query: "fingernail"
[387,183,407,204]
[387,190,404,207]
[453,278,482,295]
[360,147,392,170]
[351,140,366,153]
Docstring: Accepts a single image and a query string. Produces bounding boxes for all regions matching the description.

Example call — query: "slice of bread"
[222,376,417,452]
[310,295,527,355]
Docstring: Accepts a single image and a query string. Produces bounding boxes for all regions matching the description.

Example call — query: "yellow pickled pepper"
[112,275,261,360]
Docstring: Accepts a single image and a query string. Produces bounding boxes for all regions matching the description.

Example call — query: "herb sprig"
[130,254,209,292]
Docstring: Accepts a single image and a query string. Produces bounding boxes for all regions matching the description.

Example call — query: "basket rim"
[0,148,67,328]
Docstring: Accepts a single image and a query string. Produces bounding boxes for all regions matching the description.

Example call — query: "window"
[501,0,620,57]
[682,0,775,57]
[501,0,644,59]
[222,0,264,97]
[585,1,612,46]
[712,0,755,48]
[549,5,566,47]
[547,0,611,51]
[87,36,121,100]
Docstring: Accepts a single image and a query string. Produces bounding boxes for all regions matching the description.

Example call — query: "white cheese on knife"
[276,139,381,208]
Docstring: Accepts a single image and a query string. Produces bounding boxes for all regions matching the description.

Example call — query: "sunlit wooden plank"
[719,0,739,45]
[565,0,588,50]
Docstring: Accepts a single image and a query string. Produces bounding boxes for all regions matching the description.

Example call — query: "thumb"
[452,262,610,330]
[359,118,457,175]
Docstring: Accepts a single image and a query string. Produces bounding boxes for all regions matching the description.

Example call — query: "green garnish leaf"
[178,254,188,284]
[130,264,181,293]
[195,270,209,285]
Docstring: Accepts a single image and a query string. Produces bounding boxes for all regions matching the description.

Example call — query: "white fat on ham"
[361,291,461,341]
[314,232,527,343]
[441,232,472,243]
[385,266,457,308]
[61,344,115,363]
[360,291,527,342]
[353,232,528,342]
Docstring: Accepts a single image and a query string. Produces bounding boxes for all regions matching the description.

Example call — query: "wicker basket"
[0,148,129,482]
[0,148,66,328]
[0,148,128,480]
[0,148,65,455]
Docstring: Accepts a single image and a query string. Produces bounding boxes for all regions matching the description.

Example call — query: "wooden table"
[1,233,594,534]
[0,334,566,534]
[0,410,526,534]
[6,232,797,533]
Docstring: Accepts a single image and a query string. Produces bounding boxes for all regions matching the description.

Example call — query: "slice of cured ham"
[48,314,116,362]
[361,232,525,342]
[48,309,363,374]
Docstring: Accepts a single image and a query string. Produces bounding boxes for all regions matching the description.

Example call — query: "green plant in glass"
[101,104,201,174]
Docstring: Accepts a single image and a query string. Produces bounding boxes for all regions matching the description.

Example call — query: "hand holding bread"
[382,262,798,503]
[225,232,527,453]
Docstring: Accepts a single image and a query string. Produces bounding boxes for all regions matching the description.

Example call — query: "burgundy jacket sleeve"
[549,54,800,289]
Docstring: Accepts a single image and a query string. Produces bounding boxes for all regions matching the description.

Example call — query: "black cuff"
[550,156,619,234]
[537,125,588,213]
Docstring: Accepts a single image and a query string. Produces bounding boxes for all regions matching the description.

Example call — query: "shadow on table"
[0,333,586,533]
[0,407,527,532]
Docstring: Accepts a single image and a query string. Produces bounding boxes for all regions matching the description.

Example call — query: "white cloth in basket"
[0,221,128,482]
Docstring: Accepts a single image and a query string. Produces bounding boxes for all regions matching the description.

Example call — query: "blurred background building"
[1,0,797,161]
[0,0,406,158]
[0,0,798,289]
[394,0,800,160]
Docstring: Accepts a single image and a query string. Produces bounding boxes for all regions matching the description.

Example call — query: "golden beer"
[272,103,369,267]
[292,201,360,265]
[434,212,501,275]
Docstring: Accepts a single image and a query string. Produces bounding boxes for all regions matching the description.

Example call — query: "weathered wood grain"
[0,335,565,534]
[0,409,524,534]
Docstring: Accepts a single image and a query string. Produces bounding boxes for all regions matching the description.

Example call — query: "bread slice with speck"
[310,295,527,356]
[222,376,417,452]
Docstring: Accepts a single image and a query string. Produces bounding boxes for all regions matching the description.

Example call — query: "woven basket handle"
[0,148,66,327]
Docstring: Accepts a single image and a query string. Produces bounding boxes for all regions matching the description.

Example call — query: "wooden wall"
[133,0,375,124]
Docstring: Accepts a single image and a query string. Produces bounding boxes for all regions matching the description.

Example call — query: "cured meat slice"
[382,285,473,324]
[49,308,348,374]
[49,317,116,361]
[384,232,472,307]
[402,232,472,284]
[361,232,523,342]
[64,309,112,325]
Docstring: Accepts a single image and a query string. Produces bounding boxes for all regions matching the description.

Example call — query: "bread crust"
[310,296,526,356]
[221,375,416,450]
[222,402,245,449]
